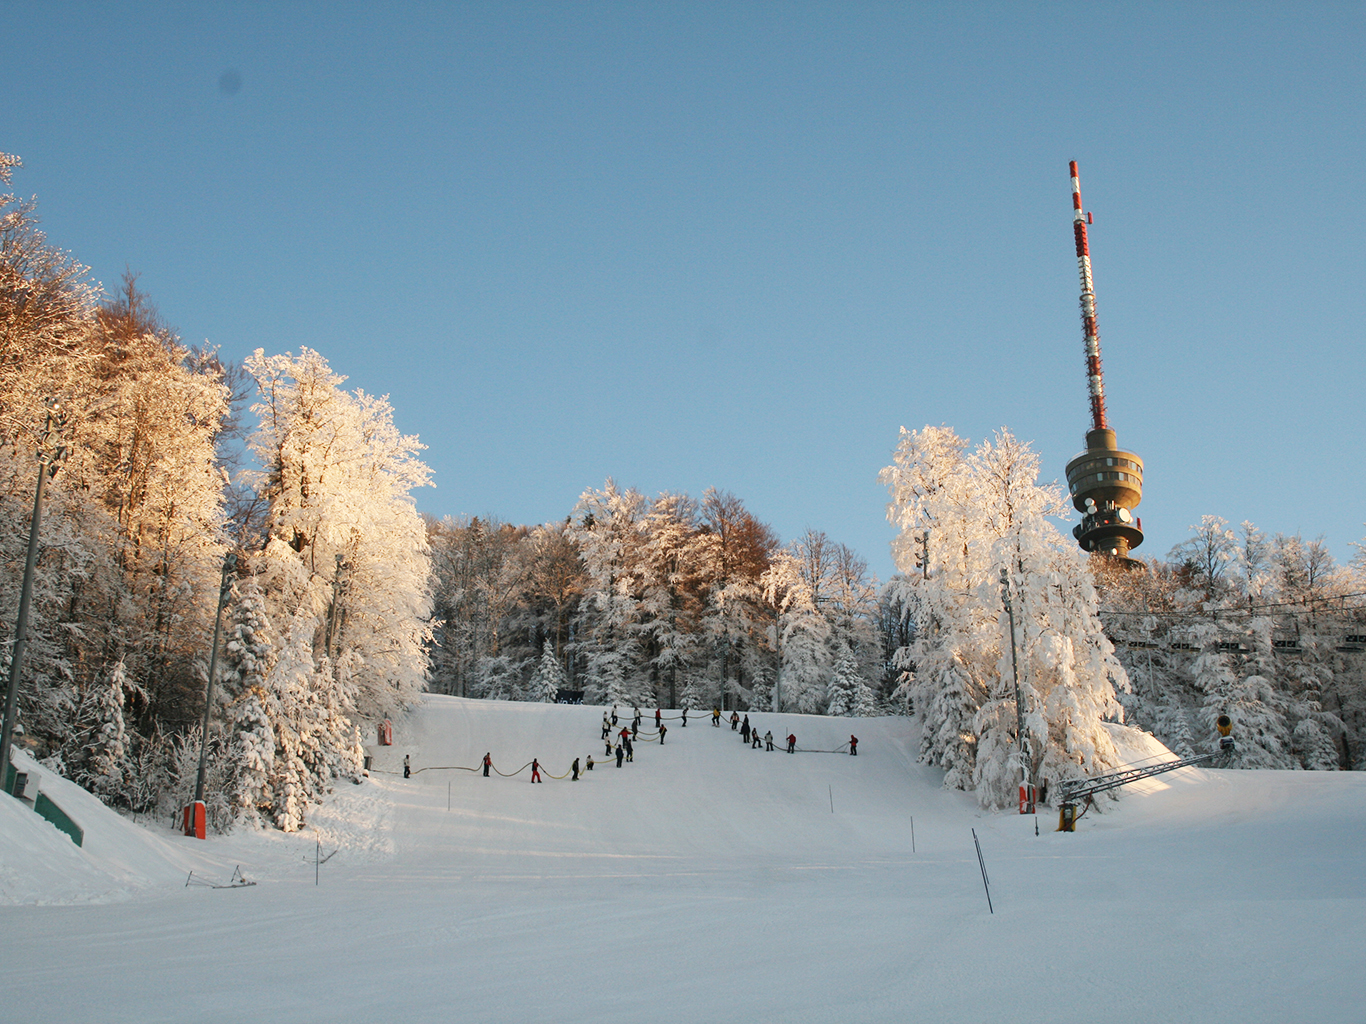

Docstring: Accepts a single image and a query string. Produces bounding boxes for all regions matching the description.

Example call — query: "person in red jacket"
[531,758,542,783]
[786,733,797,754]
[849,735,858,756]
[482,752,492,777]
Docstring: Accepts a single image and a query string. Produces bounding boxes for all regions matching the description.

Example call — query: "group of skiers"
[729,712,857,756]
[398,705,859,784]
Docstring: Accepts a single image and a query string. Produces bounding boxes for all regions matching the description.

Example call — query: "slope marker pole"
[972,828,993,914]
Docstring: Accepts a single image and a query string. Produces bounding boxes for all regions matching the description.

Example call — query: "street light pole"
[192,551,238,808]
[1,400,68,794]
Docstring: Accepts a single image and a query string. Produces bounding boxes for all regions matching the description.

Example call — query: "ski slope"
[2,695,1364,1023]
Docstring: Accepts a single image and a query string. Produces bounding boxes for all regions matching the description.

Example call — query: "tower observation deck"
[1063,161,1145,562]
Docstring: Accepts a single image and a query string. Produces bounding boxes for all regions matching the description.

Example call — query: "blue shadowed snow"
[2,695,1364,1022]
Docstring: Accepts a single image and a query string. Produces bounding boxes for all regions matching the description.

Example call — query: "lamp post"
[1,400,68,794]
[187,551,237,832]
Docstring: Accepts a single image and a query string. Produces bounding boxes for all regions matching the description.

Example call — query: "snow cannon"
[1216,714,1235,751]
[182,800,207,839]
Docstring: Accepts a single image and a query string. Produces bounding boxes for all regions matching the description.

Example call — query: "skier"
[605,736,614,757]
[602,715,610,740]
[751,729,761,749]
[615,743,624,768]
[531,758,542,783]
[712,707,721,727]
[787,733,797,754]
[624,736,634,762]
[740,718,750,743]
[572,757,580,781]
[611,705,619,725]
[633,707,642,730]
[631,720,639,741]
[849,735,858,756]
[482,752,492,778]
[586,755,594,771]
[403,754,411,778]
[620,727,631,745]
[764,730,774,751]
[731,711,740,731]
[682,708,688,727]
[659,724,667,745]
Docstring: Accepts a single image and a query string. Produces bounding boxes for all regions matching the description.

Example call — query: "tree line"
[881,424,1366,810]
[5,150,1363,832]
[0,155,430,831]
[426,483,898,717]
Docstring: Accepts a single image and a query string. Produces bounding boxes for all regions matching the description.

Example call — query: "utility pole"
[186,550,237,836]
[999,567,1032,814]
[1,400,68,794]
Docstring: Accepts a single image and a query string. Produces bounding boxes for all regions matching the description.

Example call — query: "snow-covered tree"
[246,347,433,717]
[572,481,649,705]
[72,660,138,803]
[826,641,877,717]
[529,640,567,703]
[882,425,1127,807]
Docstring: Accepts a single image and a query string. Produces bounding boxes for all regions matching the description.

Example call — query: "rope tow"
[376,712,861,784]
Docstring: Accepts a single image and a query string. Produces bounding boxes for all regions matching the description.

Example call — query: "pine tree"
[75,660,137,803]
[530,639,567,703]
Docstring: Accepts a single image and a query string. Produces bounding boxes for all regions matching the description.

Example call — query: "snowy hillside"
[3,696,1364,1023]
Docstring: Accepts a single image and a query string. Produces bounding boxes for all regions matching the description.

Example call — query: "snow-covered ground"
[3,696,1364,1023]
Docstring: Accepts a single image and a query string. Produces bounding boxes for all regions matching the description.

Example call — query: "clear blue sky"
[5,2,1363,582]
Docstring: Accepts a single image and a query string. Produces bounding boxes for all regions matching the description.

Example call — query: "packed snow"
[3,696,1364,1022]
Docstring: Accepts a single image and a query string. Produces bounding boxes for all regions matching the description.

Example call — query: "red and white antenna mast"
[1070,160,1107,432]
[1063,160,1145,563]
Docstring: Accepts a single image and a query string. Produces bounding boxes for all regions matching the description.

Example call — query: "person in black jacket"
[615,743,624,768]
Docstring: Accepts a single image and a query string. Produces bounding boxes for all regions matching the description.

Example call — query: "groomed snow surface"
[3,696,1363,1023]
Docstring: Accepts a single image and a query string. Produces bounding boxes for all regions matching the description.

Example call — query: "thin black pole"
[1,402,65,793]
[193,553,237,805]
[972,828,993,914]
[0,464,49,793]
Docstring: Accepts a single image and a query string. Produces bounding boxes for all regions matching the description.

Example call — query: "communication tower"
[1063,161,1145,561]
